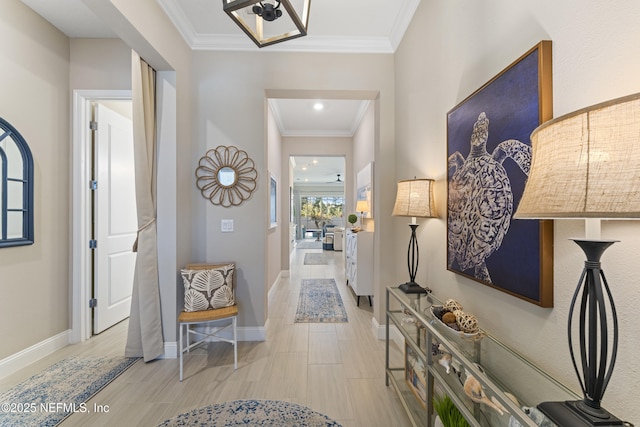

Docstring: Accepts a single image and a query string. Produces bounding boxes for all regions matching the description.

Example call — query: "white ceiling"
[20,0,420,53]
[291,156,345,188]
[19,0,417,183]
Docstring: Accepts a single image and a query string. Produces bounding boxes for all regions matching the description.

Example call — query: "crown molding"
[158,0,420,54]
[191,34,396,54]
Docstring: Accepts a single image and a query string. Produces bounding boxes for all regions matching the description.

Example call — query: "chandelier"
[223,0,311,48]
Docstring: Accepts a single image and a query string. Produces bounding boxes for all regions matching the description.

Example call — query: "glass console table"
[385,286,582,427]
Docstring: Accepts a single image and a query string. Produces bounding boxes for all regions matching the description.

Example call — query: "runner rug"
[297,240,322,249]
[303,253,328,265]
[0,355,138,427]
[295,278,348,323]
[157,399,342,427]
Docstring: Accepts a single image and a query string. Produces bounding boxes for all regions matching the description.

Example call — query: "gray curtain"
[125,51,164,361]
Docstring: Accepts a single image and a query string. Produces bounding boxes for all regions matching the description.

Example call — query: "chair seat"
[178,305,238,323]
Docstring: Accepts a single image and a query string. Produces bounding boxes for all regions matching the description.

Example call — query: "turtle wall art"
[446,41,554,307]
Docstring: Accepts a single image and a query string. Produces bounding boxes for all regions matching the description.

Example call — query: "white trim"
[162,341,178,359]
[0,330,71,379]
[372,315,385,340]
[71,90,132,344]
[371,317,404,348]
[166,324,267,362]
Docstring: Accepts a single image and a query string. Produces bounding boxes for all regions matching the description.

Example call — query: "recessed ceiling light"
[313,102,324,111]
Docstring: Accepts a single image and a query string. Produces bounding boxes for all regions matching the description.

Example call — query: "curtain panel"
[125,50,164,361]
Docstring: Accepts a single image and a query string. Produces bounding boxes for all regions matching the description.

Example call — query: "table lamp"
[392,178,436,294]
[356,200,370,228]
[514,92,640,426]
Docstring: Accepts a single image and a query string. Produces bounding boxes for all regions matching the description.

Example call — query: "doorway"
[291,155,346,241]
[71,90,134,343]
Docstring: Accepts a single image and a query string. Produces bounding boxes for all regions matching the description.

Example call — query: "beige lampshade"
[515,92,640,219]
[356,200,369,213]
[392,179,436,218]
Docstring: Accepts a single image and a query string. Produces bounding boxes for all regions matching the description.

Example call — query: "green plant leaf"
[433,394,470,427]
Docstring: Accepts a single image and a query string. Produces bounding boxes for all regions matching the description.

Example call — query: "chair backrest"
[185,262,236,290]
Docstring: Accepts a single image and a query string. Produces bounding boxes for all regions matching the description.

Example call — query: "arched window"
[0,117,34,247]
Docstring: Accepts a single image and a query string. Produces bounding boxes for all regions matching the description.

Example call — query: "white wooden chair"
[178,263,238,381]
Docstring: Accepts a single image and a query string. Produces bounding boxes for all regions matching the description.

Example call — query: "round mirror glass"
[218,167,236,187]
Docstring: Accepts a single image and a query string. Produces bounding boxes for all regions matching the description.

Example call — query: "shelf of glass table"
[386,367,430,426]
[387,287,581,426]
[387,288,480,360]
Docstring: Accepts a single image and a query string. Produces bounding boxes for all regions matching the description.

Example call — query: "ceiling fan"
[327,174,344,184]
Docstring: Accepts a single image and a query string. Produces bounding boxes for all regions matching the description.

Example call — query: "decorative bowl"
[429,306,483,341]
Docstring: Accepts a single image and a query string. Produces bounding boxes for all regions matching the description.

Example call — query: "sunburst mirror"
[196,145,257,207]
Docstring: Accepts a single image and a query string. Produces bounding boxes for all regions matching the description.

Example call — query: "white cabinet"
[345,230,373,306]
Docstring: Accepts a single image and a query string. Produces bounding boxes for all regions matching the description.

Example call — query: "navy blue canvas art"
[446,41,554,307]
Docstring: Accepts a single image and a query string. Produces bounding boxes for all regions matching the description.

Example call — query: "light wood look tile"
[0,241,412,427]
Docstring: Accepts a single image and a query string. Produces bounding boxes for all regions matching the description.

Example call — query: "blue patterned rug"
[295,279,348,323]
[157,399,342,426]
[0,355,138,427]
[297,240,322,249]
[303,253,328,265]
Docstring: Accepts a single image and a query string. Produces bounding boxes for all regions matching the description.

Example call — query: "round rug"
[157,399,343,427]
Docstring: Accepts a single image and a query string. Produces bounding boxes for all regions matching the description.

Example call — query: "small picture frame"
[405,343,427,407]
[356,162,373,219]
[269,173,277,229]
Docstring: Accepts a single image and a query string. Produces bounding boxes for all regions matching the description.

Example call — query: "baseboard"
[162,341,178,359]
[371,317,404,348]
[0,329,71,380]
[165,323,267,360]
[371,315,384,339]
[268,273,284,301]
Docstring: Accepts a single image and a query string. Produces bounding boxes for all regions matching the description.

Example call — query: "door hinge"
[89,180,97,190]
[89,298,98,308]
[89,239,97,249]
[89,121,98,131]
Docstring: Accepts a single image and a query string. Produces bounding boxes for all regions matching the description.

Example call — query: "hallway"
[0,242,411,427]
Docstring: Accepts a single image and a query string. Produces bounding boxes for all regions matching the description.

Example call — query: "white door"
[93,102,137,334]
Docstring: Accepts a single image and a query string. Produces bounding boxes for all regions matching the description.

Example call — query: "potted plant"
[433,394,470,427]
[347,214,358,229]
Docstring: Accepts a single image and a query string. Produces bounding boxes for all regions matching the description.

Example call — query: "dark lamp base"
[538,401,625,426]
[398,282,430,294]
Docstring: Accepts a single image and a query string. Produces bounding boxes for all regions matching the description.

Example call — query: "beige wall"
[192,52,394,329]
[0,0,193,366]
[0,1,70,360]
[395,0,640,421]
[70,39,131,90]
[85,0,194,345]
[266,104,282,298]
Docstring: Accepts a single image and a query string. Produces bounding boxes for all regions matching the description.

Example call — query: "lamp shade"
[392,179,436,218]
[223,0,311,48]
[515,92,640,219]
[356,200,369,213]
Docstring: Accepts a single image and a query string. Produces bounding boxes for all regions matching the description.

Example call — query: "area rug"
[297,240,322,249]
[303,253,328,265]
[157,399,342,427]
[0,355,138,427]
[295,279,348,323]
